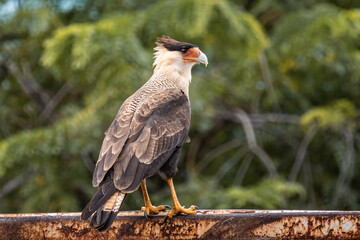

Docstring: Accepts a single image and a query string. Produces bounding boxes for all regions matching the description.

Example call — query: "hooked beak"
[197,51,208,67]
[183,48,208,66]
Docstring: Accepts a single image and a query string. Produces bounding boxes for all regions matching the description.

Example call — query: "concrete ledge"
[1,210,360,239]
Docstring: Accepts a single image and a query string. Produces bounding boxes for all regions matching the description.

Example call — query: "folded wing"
[92,89,190,192]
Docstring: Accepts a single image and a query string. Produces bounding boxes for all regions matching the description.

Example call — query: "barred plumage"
[81,36,208,232]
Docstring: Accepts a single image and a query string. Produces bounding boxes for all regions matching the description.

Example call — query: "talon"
[140,180,166,218]
[141,205,167,217]
[141,207,149,219]
[189,205,197,210]
[165,178,197,218]
[166,205,197,218]
[164,205,171,209]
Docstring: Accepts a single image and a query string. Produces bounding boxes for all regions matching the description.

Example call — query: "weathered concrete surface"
[0,210,360,239]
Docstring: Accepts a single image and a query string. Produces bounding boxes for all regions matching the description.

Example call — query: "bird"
[81,36,208,232]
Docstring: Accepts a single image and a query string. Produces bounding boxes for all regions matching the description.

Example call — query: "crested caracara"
[81,36,208,232]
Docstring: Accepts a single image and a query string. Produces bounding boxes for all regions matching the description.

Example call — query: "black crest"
[156,36,197,52]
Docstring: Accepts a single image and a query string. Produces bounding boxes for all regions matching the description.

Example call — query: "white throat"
[153,47,196,95]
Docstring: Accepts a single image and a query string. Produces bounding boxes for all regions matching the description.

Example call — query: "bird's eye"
[181,48,187,53]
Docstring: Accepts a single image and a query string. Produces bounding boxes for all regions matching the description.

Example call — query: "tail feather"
[80,185,117,220]
[90,208,118,231]
[90,191,126,232]
[81,178,126,232]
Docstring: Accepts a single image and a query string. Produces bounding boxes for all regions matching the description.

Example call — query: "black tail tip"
[81,207,91,221]
[90,210,118,232]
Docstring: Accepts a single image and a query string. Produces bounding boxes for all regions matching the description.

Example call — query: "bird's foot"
[141,204,170,218]
[167,204,198,219]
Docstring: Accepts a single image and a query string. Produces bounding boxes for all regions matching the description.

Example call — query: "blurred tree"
[0,0,359,213]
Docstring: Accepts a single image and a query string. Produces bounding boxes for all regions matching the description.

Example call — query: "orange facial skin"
[182,48,201,63]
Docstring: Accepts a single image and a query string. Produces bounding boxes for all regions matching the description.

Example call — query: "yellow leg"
[140,179,167,216]
[166,178,197,218]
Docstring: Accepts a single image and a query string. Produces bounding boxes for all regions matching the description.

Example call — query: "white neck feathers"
[152,46,196,95]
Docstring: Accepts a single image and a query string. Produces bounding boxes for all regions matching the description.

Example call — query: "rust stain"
[251,213,360,239]
[0,210,360,239]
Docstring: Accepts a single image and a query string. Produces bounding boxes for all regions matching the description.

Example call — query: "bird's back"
[81,35,207,232]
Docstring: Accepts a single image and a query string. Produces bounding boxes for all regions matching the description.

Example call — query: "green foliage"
[222,179,305,209]
[148,177,305,211]
[42,14,146,79]
[1,0,359,214]
[271,4,360,108]
[182,178,305,209]
[301,99,356,130]
[0,92,106,176]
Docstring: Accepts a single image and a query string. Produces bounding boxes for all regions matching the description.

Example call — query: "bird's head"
[153,36,208,72]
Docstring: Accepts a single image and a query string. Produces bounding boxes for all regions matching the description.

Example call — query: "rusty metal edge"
[1,210,360,239]
[2,209,360,218]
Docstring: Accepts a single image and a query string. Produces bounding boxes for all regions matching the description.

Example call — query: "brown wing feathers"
[93,102,135,187]
[112,90,190,192]
[81,89,190,231]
